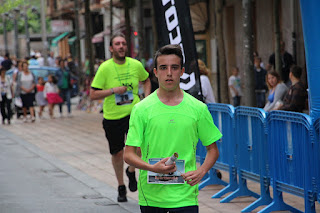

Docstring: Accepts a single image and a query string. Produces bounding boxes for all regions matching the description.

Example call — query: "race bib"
[147,158,185,184]
[115,90,133,105]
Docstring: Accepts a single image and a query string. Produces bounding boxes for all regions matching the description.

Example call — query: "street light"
[2,13,9,54]
[21,9,31,57]
[13,8,20,59]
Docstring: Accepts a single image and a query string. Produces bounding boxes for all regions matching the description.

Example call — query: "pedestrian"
[15,61,36,122]
[263,70,288,112]
[47,52,55,67]
[1,53,13,71]
[275,65,308,112]
[228,66,242,107]
[35,77,47,119]
[0,67,13,124]
[254,57,268,108]
[267,41,294,85]
[198,59,216,104]
[44,75,63,119]
[12,60,22,83]
[56,58,72,117]
[90,32,151,202]
[123,44,221,213]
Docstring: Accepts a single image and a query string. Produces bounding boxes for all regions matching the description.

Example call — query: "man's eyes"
[159,66,179,70]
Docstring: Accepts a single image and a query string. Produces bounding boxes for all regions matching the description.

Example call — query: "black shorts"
[102,115,130,155]
[20,93,35,108]
[140,205,198,213]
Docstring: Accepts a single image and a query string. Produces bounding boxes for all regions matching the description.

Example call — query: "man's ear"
[153,68,158,78]
[180,67,185,76]
[109,46,113,53]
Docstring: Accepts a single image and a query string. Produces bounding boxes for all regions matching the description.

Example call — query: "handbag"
[14,97,23,108]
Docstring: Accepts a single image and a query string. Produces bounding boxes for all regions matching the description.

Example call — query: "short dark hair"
[109,32,126,46]
[154,44,183,69]
[290,65,302,79]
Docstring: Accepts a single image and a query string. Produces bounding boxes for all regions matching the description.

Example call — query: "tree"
[273,0,282,75]
[84,0,95,79]
[242,0,255,106]
[215,0,229,103]
[137,0,145,60]
[122,0,132,56]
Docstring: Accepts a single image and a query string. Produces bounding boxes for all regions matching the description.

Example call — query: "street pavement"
[1,105,319,213]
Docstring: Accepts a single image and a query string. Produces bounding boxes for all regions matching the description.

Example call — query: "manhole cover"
[95,201,118,206]
[82,194,105,199]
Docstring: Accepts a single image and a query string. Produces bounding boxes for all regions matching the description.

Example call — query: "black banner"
[152,0,203,101]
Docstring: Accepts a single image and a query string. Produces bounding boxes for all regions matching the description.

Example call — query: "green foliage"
[0,0,24,14]
[0,0,50,34]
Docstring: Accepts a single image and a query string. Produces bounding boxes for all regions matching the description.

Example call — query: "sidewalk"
[1,106,319,212]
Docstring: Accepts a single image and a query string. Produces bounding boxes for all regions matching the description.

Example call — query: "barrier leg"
[241,177,272,212]
[199,168,227,190]
[258,191,302,213]
[220,178,259,203]
[304,190,316,213]
[212,166,238,199]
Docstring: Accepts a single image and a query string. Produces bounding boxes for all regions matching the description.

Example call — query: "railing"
[197,104,319,212]
[222,106,272,212]
[314,118,320,205]
[198,104,238,197]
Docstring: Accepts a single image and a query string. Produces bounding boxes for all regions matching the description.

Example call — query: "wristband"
[110,88,114,94]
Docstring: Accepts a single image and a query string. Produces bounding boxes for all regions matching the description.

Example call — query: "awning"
[92,31,105,43]
[51,32,70,47]
[68,36,77,45]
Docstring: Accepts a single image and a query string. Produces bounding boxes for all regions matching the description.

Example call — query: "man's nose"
[167,68,173,75]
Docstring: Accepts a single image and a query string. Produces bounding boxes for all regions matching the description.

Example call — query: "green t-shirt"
[126,91,222,208]
[91,57,149,120]
[61,71,69,89]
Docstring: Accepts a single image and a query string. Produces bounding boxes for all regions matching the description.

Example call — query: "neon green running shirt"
[126,91,222,208]
[91,57,149,120]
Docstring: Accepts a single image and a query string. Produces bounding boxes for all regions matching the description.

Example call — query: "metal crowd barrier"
[313,118,320,204]
[199,104,239,198]
[221,106,272,212]
[259,111,315,213]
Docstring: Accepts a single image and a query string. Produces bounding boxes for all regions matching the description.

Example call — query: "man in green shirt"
[90,33,151,202]
[124,44,221,212]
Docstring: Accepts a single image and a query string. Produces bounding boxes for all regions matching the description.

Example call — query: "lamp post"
[40,0,48,65]
[13,8,20,59]
[21,8,31,57]
[3,13,9,54]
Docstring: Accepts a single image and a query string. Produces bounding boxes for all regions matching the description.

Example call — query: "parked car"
[6,66,79,118]
[6,65,79,97]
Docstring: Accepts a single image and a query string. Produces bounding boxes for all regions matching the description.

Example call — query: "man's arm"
[182,142,219,186]
[124,145,176,174]
[90,86,127,100]
[141,78,151,97]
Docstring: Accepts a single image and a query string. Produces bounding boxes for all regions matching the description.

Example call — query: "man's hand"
[181,169,206,186]
[114,86,127,94]
[151,157,177,174]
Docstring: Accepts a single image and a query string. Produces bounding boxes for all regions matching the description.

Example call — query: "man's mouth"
[165,79,173,82]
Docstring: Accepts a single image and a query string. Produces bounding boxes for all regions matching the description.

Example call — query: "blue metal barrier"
[259,111,315,213]
[313,118,320,204]
[199,104,239,198]
[219,107,272,212]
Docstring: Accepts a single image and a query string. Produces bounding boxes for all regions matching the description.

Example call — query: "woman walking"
[16,61,37,122]
[0,67,13,124]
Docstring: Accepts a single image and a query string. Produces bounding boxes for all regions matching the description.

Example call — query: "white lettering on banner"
[165,6,178,31]
[161,0,196,90]
[180,72,196,90]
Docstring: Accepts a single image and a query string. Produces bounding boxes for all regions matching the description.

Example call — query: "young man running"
[124,44,221,212]
[90,33,151,202]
